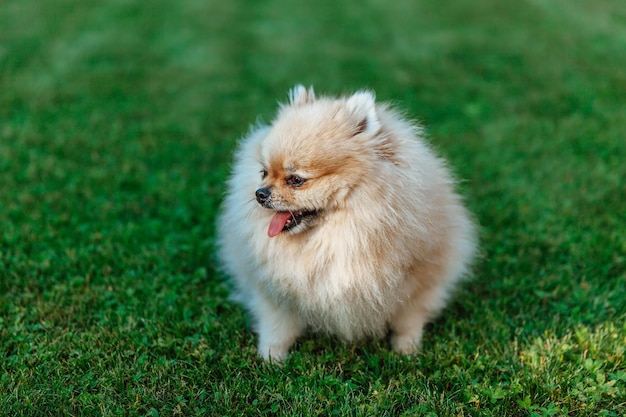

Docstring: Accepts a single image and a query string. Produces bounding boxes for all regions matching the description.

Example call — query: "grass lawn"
[1,0,625,415]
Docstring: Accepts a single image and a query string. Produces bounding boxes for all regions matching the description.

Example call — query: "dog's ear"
[289,85,316,106]
[346,91,381,136]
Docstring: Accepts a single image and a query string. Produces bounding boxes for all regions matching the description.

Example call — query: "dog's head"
[254,85,388,237]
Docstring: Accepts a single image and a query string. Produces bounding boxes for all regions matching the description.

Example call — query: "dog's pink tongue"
[268,212,292,237]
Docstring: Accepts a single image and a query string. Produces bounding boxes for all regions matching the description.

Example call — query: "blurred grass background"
[1,0,625,415]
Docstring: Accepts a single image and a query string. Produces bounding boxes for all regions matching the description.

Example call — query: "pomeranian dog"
[217,86,477,361]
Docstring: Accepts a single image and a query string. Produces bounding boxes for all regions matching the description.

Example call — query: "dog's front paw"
[390,333,422,354]
[258,342,290,363]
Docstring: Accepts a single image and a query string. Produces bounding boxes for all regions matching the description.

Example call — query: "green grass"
[1,0,625,415]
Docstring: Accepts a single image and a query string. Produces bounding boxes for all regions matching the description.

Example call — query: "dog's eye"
[260,169,268,179]
[286,175,306,187]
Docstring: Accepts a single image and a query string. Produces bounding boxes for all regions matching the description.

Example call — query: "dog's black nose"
[255,188,271,204]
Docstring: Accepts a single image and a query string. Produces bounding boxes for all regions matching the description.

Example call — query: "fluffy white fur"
[218,86,477,361]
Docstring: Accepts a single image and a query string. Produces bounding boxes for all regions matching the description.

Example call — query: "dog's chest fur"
[255,219,410,340]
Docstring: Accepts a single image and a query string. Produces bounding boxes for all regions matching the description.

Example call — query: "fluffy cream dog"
[218,86,476,361]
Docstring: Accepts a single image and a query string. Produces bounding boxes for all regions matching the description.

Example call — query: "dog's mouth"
[268,209,318,237]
